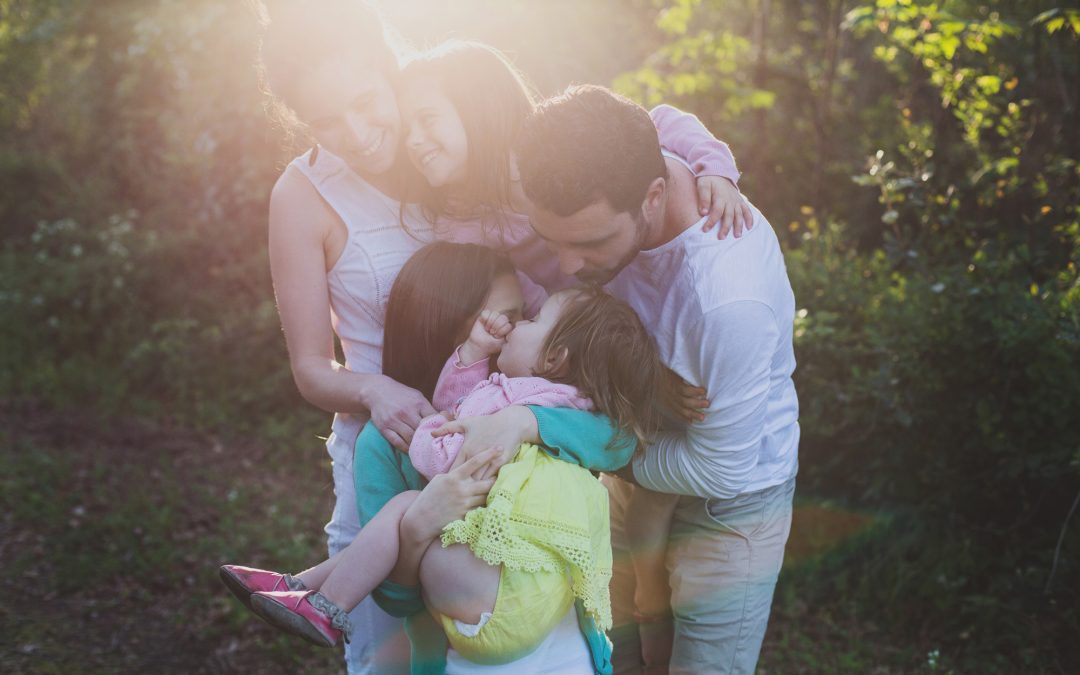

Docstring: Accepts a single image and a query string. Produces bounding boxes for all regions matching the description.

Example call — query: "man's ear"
[643,176,666,220]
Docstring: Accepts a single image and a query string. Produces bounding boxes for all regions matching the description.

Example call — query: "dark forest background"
[1,0,1077,672]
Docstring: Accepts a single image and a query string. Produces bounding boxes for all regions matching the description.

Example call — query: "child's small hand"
[697,175,753,239]
[675,379,709,423]
[462,310,513,362]
[662,367,709,423]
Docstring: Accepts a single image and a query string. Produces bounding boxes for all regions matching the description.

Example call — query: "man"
[515,85,799,674]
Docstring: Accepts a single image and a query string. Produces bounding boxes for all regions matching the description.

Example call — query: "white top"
[289,148,435,450]
[445,605,592,674]
[606,175,800,498]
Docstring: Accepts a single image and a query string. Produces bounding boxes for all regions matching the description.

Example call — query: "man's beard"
[574,209,649,285]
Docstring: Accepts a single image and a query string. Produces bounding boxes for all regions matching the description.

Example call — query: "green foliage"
[621,0,1079,668]
[0,1,314,433]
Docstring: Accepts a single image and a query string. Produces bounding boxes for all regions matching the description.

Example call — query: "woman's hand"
[434,406,538,479]
[402,449,500,542]
[696,175,754,239]
[459,310,513,365]
[366,376,438,452]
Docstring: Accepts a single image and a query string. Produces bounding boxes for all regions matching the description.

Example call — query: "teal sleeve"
[405,612,450,674]
[575,600,614,675]
[354,421,425,523]
[527,406,636,473]
[353,423,426,617]
[353,423,449,672]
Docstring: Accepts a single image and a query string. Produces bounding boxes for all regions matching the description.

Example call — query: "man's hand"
[434,406,538,480]
[366,375,438,452]
[696,175,754,239]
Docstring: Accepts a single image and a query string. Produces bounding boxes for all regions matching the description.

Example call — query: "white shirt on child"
[605,167,799,499]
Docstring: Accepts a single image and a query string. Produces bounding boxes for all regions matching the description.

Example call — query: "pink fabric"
[649,104,741,184]
[410,353,594,481]
[430,347,493,412]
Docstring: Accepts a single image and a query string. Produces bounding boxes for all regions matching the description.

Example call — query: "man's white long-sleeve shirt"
[606,201,799,499]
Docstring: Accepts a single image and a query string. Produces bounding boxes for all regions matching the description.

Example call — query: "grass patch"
[0,400,343,673]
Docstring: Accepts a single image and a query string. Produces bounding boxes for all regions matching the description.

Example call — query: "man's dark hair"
[516,85,668,217]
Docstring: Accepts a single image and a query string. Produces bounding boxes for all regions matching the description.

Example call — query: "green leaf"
[940,35,960,59]
[975,75,1001,94]
[748,89,777,108]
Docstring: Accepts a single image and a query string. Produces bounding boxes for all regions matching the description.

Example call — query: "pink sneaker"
[250,590,352,647]
[219,564,305,611]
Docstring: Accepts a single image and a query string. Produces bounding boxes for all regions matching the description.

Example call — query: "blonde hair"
[536,287,667,451]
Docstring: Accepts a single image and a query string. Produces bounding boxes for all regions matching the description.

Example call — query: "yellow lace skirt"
[438,443,612,662]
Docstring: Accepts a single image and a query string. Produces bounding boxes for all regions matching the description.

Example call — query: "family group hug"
[220,2,800,673]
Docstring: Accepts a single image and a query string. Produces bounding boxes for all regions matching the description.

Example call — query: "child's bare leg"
[419,543,500,624]
[298,490,420,611]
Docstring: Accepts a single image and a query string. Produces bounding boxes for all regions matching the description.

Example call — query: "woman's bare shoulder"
[269,164,338,236]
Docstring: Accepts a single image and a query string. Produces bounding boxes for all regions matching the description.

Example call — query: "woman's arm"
[529,406,636,472]
[269,168,435,449]
[432,405,636,474]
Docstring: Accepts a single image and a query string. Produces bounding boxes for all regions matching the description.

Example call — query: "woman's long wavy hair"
[382,242,516,401]
[398,40,537,238]
[535,286,668,452]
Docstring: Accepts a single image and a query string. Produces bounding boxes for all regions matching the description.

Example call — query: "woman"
[259,3,434,671]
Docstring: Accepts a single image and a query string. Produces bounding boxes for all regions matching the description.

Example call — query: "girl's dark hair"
[251,0,402,148]
[382,242,516,401]
[536,286,667,451]
[399,40,537,235]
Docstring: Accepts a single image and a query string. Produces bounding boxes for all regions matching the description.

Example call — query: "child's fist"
[463,310,513,361]
[479,310,513,340]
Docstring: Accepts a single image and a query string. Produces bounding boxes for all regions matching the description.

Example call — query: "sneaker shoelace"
[309,591,354,644]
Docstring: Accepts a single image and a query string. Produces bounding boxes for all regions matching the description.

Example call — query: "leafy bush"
[618,0,1080,667]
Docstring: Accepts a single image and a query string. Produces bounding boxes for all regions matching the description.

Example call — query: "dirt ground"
[1,400,911,674]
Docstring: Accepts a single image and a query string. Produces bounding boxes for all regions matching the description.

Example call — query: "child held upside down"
[221,283,677,664]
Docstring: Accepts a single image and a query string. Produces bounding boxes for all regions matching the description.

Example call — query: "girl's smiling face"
[399,74,470,188]
[496,291,574,378]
